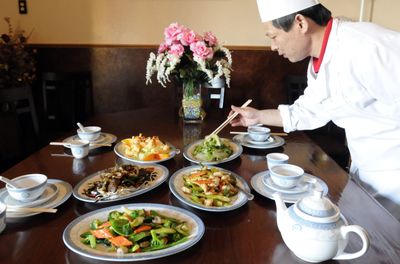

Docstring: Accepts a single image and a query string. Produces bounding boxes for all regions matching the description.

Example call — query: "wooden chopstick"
[210,99,252,136]
[230,131,288,136]
[7,207,58,213]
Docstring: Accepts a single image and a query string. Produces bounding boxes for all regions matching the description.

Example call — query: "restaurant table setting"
[0,106,399,264]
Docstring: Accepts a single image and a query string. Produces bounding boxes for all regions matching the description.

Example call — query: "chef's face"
[263,20,311,63]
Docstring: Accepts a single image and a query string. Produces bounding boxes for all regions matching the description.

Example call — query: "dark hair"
[272,4,332,32]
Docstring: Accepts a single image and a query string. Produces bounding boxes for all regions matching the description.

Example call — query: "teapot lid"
[294,188,340,223]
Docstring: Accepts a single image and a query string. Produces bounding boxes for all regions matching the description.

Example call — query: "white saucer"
[247,136,275,145]
[63,133,117,150]
[4,179,73,218]
[251,170,328,203]
[233,134,285,149]
[0,183,58,208]
[262,172,309,194]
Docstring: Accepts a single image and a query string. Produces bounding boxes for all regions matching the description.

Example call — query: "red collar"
[312,18,333,73]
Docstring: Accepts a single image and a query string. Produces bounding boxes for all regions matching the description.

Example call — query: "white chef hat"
[256,0,320,22]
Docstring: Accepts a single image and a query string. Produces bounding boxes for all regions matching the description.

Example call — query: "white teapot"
[273,189,370,263]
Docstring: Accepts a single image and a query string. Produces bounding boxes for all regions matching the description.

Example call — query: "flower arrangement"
[0,17,36,89]
[145,22,232,97]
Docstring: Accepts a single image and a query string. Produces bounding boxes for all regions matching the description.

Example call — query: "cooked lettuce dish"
[80,208,190,254]
[192,135,233,162]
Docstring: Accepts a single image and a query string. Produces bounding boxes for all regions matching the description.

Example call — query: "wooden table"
[1,107,399,264]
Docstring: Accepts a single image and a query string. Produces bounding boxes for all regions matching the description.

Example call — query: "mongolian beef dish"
[82,164,158,201]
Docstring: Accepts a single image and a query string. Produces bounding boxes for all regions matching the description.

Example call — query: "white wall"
[0,0,399,46]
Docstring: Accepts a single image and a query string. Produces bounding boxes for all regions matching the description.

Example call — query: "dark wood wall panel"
[35,46,308,114]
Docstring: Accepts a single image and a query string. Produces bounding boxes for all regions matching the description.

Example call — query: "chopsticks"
[49,142,111,147]
[210,99,252,136]
[230,131,288,136]
[7,207,58,213]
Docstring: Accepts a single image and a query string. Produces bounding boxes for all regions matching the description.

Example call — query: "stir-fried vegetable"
[192,134,233,162]
[80,208,190,253]
[181,165,239,207]
[122,134,171,161]
[82,164,158,201]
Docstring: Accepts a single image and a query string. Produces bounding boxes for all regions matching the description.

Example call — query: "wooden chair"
[203,78,226,109]
[0,86,40,172]
[41,71,92,132]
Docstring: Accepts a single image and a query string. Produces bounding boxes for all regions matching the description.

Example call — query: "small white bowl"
[69,139,90,159]
[77,126,101,141]
[266,153,289,169]
[0,202,6,233]
[270,164,304,189]
[247,126,271,142]
[6,174,48,202]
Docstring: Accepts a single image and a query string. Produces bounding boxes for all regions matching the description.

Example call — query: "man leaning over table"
[230,0,400,220]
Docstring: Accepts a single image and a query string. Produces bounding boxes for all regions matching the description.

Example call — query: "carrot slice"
[98,222,111,229]
[91,228,114,239]
[109,236,133,247]
[133,225,152,234]
[188,171,207,179]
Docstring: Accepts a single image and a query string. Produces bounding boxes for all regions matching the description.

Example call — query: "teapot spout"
[273,192,287,228]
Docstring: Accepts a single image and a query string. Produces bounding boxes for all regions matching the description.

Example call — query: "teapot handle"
[333,225,370,260]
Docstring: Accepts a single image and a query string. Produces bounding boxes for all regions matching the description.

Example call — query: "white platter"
[183,138,242,165]
[62,203,205,262]
[114,142,178,164]
[73,164,169,203]
[251,170,328,203]
[169,165,250,212]
[233,134,285,149]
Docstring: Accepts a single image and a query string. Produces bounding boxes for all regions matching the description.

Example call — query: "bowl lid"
[294,188,340,223]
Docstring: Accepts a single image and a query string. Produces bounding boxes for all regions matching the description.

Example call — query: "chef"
[230,0,400,219]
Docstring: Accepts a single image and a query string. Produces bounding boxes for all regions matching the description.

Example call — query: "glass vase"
[181,80,204,123]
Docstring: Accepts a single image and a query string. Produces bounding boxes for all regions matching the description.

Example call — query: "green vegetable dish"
[192,134,233,162]
[80,208,190,254]
[182,166,239,207]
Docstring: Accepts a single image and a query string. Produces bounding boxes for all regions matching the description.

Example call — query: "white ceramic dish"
[63,133,117,150]
[233,134,285,149]
[77,126,101,141]
[262,172,308,194]
[3,179,72,218]
[63,203,205,262]
[6,174,48,202]
[73,164,169,203]
[251,170,328,203]
[183,138,242,165]
[114,142,178,164]
[169,165,250,212]
[0,183,58,208]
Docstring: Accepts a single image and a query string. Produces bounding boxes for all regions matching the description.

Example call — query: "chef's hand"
[229,105,260,127]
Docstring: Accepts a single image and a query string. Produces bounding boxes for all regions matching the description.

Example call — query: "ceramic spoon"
[77,122,88,132]
[236,185,254,200]
[0,176,20,188]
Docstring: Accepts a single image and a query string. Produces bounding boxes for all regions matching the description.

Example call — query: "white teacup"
[0,203,6,234]
[247,126,271,142]
[270,164,304,189]
[69,139,90,159]
[266,153,289,169]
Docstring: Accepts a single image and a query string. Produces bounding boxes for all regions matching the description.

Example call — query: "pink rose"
[178,29,199,46]
[158,42,168,54]
[204,31,218,46]
[190,41,213,60]
[168,43,184,57]
[164,22,184,45]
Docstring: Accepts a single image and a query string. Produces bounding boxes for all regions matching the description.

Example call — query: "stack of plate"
[0,179,72,218]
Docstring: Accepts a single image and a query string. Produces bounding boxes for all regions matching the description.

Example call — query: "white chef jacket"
[278,18,400,204]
